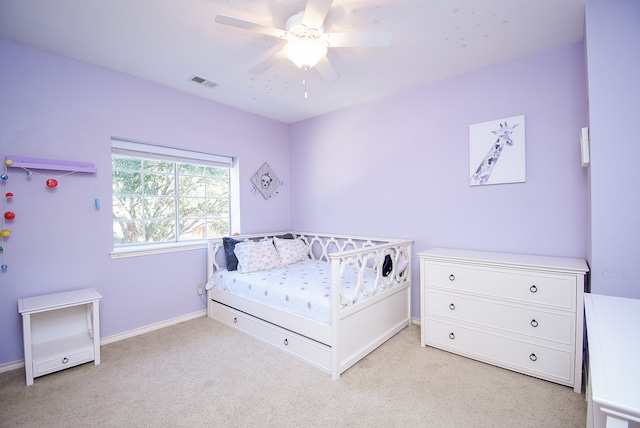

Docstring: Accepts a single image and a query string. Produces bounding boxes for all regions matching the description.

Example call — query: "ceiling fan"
[215,0,393,83]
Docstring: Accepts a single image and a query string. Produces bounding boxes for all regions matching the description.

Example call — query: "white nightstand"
[18,288,102,386]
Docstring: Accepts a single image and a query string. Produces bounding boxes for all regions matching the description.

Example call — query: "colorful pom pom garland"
[1,156,100,272]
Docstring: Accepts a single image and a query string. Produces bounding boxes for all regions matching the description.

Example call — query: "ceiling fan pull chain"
[304,67,309,99]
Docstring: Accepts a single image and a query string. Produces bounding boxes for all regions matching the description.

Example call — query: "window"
[111,138,233,250]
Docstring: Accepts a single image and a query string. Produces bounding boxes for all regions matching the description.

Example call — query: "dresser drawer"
[424,262,576,310]
[425,290,574,345]
[210,302,331,372]
[425,318,573,386]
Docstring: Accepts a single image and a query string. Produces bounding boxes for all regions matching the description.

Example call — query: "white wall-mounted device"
[580,127,590,167]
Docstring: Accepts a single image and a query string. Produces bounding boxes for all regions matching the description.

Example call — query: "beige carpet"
[0,317,586,427]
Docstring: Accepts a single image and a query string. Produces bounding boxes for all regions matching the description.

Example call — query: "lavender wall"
[290,42,589,316]
[585,0,640,298]
[0,39,290,365]
[0,37,595,367]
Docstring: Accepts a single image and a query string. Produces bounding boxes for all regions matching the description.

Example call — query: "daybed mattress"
[206,259,376,325]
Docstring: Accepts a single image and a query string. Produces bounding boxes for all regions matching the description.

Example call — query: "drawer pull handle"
[233,317,237,324]
[284,338,288,346]
[62,357,69,364]
[448,274,455,281]
[449,303,455,310]
[529,285,538,293]
[529,353,537,362]
[530,319,538,328]
[449,333,455,340]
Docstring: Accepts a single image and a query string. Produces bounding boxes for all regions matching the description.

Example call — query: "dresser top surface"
[418,248,589,273]
[584,293,640,417]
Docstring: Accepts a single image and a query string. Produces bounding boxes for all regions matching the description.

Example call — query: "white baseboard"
[411,316,421,325]
[101,309,206,345]
[0,310,207,374]
[0,360,24,373]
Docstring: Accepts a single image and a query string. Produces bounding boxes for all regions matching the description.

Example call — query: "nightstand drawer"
[425,290,574,344]
[425,318,573,386]
[33,348,94,377]
[424,263,576,309]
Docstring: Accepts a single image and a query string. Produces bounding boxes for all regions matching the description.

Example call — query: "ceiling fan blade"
[248,49,287,74]
[215,15,286,39]
[326,31,393,48]
[315,56,340,82]
[301,0,334,29]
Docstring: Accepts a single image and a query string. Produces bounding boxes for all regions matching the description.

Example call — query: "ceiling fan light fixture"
[283,37,328,70]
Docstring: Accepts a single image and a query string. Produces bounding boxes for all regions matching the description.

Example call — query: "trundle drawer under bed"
[210,301,331,373]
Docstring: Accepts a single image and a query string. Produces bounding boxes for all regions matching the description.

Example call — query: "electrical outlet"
[196,283,203,295]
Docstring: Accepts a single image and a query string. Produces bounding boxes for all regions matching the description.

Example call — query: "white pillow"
[234,240,281,273]
[274,236,309,266]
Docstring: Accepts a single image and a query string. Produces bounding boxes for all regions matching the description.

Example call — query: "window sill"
[110,241,206,259]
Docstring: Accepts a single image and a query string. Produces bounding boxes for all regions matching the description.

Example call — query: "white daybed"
[206,232,413,380]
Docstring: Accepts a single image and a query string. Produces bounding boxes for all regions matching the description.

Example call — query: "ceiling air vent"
[190,75,218,88]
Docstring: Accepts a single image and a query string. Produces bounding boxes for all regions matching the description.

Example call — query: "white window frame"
[110,138,238,259]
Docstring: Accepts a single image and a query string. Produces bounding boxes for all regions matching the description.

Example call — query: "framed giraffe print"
[469,115,526,186]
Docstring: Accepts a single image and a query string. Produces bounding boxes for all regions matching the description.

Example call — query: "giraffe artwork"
[469,115,526,186]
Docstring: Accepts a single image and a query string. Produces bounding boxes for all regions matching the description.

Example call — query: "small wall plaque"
[250,162,281,200]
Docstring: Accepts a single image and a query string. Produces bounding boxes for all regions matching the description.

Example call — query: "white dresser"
[419,248,588,392]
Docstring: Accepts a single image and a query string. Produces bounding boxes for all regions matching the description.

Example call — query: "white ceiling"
[0,0,588,124]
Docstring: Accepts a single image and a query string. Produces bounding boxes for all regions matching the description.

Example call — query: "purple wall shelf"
[6,155,97,173]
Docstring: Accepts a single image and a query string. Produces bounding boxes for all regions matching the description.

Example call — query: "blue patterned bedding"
[206,259,376,325]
